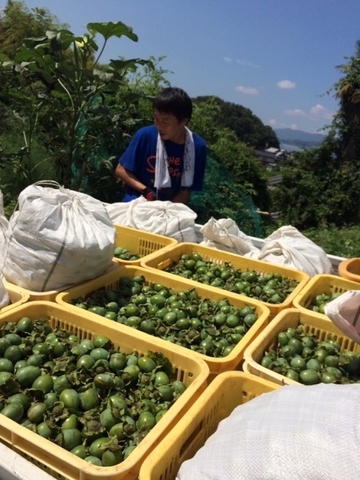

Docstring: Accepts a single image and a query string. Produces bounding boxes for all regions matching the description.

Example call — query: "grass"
[302,225,360,259]
[0,130,57,197]
[263,221,360,259]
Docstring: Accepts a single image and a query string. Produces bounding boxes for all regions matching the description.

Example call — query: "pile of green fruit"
[259,323,360,385]
[162,252,299,304]
[114,247,140,261]
[0,317,186,467]
[72,275,259,358]
[308,291,344,313]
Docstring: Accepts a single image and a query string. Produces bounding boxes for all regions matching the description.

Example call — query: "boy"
[115,87,207,203]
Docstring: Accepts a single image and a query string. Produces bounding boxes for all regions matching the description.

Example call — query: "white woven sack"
[2,182,115,292]
[105,199,133,225]
[258,225,333,277]
[0,278,10,309]
[177,383,360,480]
[325,290,360,344]
[199,217,260,257]
[105,197,198,243]
[0,190,10,307]
[0,189,9,259]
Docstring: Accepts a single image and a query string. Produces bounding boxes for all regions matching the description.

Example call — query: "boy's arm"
[115,164,146,192]
[115,164,155,200]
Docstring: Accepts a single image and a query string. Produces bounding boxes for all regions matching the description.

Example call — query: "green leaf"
[109,58,150,71]
[14,47,36,63]
[15,46,49,65]
[51,90,68,100]
[47,30,78,51]
[23,35,48,43]
[86,22,138,42]
[30,67,54,85]
[46,29,74,39]
[50,32,65,52]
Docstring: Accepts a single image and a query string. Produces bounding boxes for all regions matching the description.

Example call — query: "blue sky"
[12,0,360,134]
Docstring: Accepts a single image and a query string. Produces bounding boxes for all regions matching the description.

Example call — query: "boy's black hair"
[152,87,192,123]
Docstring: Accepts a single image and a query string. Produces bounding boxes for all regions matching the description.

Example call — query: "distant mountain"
[274,128,325,148]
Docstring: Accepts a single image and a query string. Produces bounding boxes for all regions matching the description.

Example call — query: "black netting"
[188,156,263,237]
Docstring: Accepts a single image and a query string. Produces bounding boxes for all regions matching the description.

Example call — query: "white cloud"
[284,109,306,117]
[267,119,298,130]
[223,57,232,62]
[235,85,259,95]
[277,80,296,89]
[309,104,333,120]
[283,104,334,122]
[236,59,260,68]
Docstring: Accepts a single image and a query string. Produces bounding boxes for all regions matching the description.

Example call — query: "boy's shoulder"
[135,125,157,138]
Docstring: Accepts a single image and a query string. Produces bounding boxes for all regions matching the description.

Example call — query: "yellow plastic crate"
[293,273,360,320]
[0,281,30,314]
[338,257,360,283]
[18,287,60,302]
[140,242,309,316]
[243,308,360,386]
[113,224,177,266]
[56,265,271,377]
[138,371,279,480]
[0,301,209,480]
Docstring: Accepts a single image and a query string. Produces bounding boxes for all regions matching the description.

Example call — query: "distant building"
[253,147,288,166]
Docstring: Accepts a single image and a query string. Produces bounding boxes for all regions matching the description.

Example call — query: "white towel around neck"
[154,126,195,189]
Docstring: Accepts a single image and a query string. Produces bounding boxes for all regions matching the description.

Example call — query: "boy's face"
[153,109,188,144]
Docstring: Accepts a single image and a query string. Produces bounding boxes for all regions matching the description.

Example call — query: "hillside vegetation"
[194,96,279,149]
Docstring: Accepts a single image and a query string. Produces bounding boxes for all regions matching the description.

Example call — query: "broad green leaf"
[86,22,138,42]
[50,33,65,52]
[48,31,77,51]
[23,35,48,43]
[15,47,38,62]
[46,29,75,39]
[101,81,124,93]
[22,36,53,51]
[23,30,78,52]
[15,46,49,63]
[109,58,150,71]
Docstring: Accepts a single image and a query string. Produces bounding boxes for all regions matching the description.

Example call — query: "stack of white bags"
[0,187,336,307]
[105,200,334,279]
[198,217,334,278]
[105,196,198,244]
[0,182,115,298]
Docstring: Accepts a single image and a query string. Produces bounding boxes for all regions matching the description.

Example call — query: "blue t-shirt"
[118,125,207,202]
